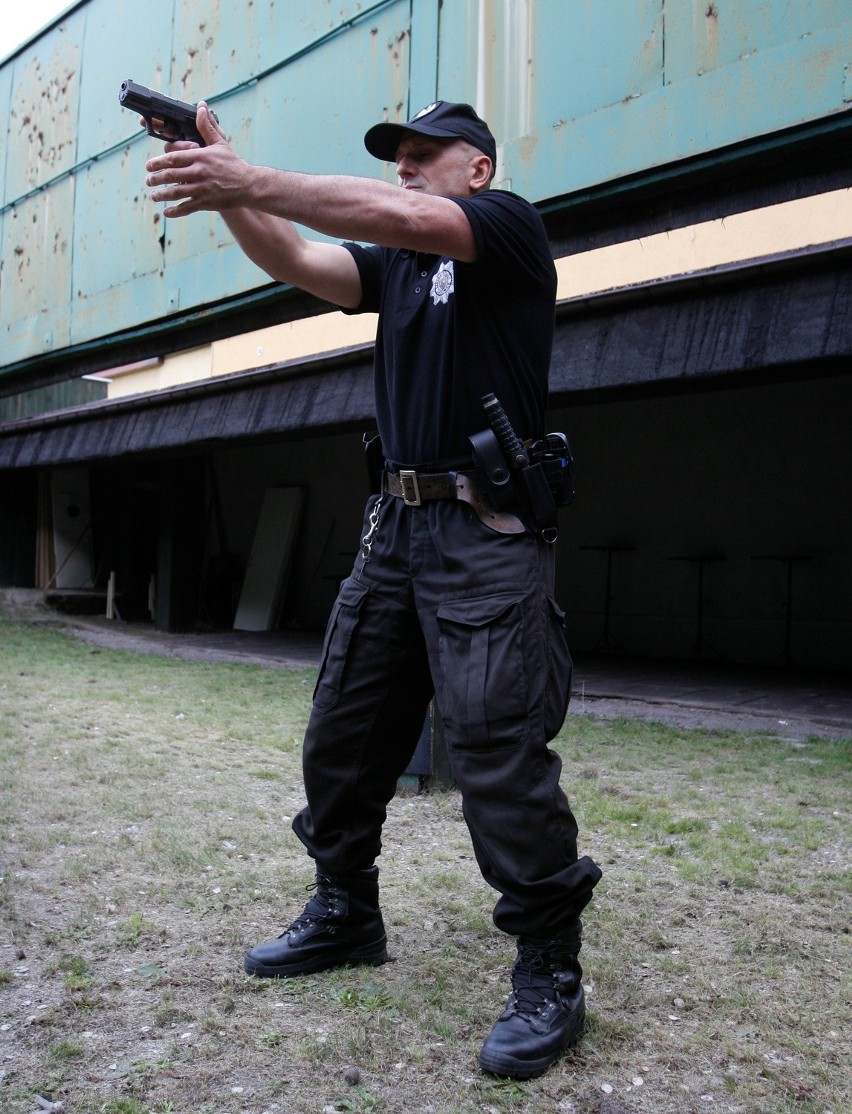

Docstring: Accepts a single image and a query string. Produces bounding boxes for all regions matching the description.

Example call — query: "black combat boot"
[244,866,388,977]
[478,929,586,1079]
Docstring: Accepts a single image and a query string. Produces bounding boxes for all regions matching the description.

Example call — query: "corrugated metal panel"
[0,355,376,468]
[0,377,106,421]
[2,0,851,378]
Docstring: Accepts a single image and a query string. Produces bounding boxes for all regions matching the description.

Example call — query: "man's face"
[394,134,486,197]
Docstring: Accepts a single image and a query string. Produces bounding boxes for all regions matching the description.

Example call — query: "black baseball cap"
[364,100,497,168]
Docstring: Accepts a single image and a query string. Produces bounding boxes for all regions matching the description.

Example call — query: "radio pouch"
[519,462,559,541]
[529,432,575,507]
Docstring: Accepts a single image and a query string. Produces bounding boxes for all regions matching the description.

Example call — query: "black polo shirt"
[343,189,557,469]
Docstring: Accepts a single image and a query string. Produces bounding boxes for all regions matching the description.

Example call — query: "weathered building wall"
[1,0,850,381]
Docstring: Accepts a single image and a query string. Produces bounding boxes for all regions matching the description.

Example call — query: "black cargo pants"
[292,493,601,937]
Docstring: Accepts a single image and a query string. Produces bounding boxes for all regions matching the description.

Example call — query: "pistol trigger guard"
[144,117,172,144]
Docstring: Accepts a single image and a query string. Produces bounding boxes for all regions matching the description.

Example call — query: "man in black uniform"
[145,99,601,1080]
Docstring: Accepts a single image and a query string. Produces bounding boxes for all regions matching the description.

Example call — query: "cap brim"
[364,120,461,162]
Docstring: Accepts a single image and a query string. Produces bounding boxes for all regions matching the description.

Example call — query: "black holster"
[469,427,573,542]
[469,428,517,509]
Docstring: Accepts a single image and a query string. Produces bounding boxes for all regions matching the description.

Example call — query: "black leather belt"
[382,469,525,534]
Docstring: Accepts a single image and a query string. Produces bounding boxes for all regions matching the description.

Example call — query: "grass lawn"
[1,619,849,1114]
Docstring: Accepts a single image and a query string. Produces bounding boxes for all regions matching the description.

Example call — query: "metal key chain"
[361,497,383,565]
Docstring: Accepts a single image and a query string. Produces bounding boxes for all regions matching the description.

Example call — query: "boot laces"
[286,875,345,936]
[509,943,576,1018]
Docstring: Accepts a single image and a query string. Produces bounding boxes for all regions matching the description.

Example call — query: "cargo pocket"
[312,578,370,712]
[544,596,573,740]
[437,592,528,748]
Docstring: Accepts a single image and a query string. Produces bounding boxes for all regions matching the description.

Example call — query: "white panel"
[51,466,95,588]
[233,487,303,631]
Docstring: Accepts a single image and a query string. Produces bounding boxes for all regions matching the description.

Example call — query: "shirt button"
[421,270,428,277]
[415,287,421,293]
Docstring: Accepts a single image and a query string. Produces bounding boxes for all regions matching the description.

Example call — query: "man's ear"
[470,154,494,190]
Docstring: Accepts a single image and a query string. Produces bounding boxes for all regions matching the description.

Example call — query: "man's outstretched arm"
[145,103,477,303]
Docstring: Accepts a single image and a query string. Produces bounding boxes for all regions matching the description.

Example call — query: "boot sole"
[244,940,389,979]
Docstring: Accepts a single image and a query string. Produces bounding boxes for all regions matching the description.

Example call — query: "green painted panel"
[408,0,440,109]
[664,0,852,84]
[3,178,76,357]
[77,0,176,157]
[435,0,662,162]
[2,22,84,204]
[165,0,404,109]
[148,2,411,323]
[528,0,664,119]
[503,20,852,201]
[69,149,169,345]
[1,0,411,366]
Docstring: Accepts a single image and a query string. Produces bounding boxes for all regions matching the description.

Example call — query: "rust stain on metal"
[175,0,223,92]
[388,29,408,67]
[700,1,720,75]
[9,50,81,192]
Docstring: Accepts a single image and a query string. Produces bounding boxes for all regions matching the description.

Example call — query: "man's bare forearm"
[240,166,415,247]
[240,164,473,259]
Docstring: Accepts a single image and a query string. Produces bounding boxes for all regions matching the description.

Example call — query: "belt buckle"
[399,469,422,506]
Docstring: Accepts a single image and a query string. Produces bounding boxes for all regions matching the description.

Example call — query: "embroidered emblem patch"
[430,260,455,305]
[413,102,439,121]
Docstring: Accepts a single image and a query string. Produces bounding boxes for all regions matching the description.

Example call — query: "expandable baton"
[481,393,529,469]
